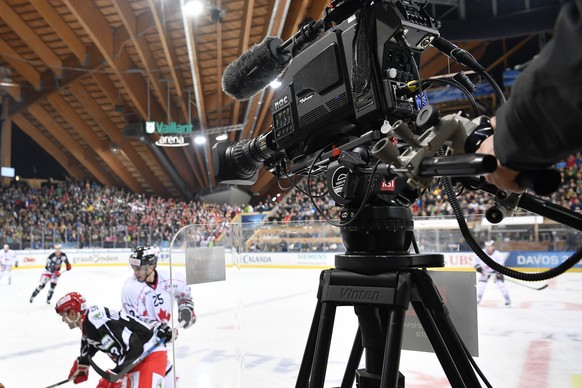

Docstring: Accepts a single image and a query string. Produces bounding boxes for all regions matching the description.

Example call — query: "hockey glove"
[475,265,483,274]
[68,358,90,384]
[495,273,505,281]
[53,270,61,278]
[66,262,72,271]
[96,377,122,388]
[154,323,175,343]
[178,299,196,328]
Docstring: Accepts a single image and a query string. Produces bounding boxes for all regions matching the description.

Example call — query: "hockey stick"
[507,277,549,290]
[90,321,185,383]
[44,378,70,388]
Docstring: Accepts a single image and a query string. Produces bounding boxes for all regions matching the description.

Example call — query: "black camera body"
[270,0,439,161]
[213,0,443,186]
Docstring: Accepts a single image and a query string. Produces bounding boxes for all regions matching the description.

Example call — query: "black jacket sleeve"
[494,0,582,171]
[110,333,148,374]
[81,306,155,374]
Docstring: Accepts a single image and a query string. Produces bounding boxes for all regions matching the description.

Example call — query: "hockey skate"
[30,289,39,303]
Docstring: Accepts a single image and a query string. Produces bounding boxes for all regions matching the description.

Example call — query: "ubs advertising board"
[10,249,580,271]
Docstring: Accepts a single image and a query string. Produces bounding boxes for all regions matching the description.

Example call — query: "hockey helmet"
[129,246,157,267]
[55,292,87,315]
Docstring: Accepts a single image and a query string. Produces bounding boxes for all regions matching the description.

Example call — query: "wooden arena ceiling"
[0,0,561,201]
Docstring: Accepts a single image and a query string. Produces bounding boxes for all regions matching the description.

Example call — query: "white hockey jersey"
[473,249,507,274]
[0,248,16,266]
[121,268,193,325]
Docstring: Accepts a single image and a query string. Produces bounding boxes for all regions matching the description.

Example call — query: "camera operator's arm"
[480,0,582,191]
[476,124,523,192]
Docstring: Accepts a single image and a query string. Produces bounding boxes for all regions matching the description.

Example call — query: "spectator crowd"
[0,180,240,249]
[0,153,579,251]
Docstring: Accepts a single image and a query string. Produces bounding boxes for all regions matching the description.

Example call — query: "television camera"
[213,0,582,386]
[213,0,577,269]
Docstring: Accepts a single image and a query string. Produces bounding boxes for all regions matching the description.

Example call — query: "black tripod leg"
[296,301,324,388]
[373,306,405,388]
[355,305,385,375]
[376,271,413,388]
[412,271,481,387]
[340,327,363,388]
[309,301,338,388]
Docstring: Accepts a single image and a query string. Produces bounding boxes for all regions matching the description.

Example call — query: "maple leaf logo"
[158,309,171,322]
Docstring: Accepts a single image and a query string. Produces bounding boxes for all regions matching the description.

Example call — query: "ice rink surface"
[1,264,582,388]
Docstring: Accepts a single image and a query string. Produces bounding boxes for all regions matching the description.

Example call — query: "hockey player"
[55,292,173,388]
[473,240,511,306]
[121,246,196,388]
[151,242,161,259]
[0,244,17,285]
[30,243,72,304]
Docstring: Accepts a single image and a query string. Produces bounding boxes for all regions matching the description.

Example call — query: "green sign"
[145,121,193,134]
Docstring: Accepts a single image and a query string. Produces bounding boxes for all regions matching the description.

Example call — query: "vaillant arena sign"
[146,121,192,147]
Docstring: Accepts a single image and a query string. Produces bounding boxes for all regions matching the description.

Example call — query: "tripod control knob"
[416,105,440,131]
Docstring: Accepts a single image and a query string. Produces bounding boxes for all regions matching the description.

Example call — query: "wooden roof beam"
[0,83,20,102]
[0,1,63,77]
[64,0,192,196]
[26,105,116,186]
[47,92,145,194]
[63,1,163,120]
[0,38,41,90]
[147,0,190,122]
[29,0,87,62]
[10,45,105,115]
[13,114,85,178]
[112,0,171,115]
[69,81,172,196]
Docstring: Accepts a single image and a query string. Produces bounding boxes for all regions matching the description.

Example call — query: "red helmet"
[55,292,87,315]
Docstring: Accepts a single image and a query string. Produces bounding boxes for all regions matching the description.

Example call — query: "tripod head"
[303,106,497,273]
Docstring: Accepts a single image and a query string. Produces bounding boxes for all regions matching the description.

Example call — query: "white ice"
[1,265,582,388]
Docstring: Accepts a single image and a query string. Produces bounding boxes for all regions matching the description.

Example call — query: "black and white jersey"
[79,305,162,373]
[45,252,70,273]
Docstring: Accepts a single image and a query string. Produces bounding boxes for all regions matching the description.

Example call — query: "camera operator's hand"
[477,117,525,193]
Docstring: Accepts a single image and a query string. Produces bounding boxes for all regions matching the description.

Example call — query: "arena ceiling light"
[183,0,224,22]
[194,135,206,145]
[183,0,204,16]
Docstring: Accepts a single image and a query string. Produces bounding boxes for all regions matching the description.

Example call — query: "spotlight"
[183,0,204,16]
[194,135,206,145]
[215,133,228,141]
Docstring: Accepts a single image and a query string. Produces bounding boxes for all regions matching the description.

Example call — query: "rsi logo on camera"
[380,179,396,192]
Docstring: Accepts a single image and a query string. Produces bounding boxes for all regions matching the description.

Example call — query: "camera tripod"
[295,252,483,388]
